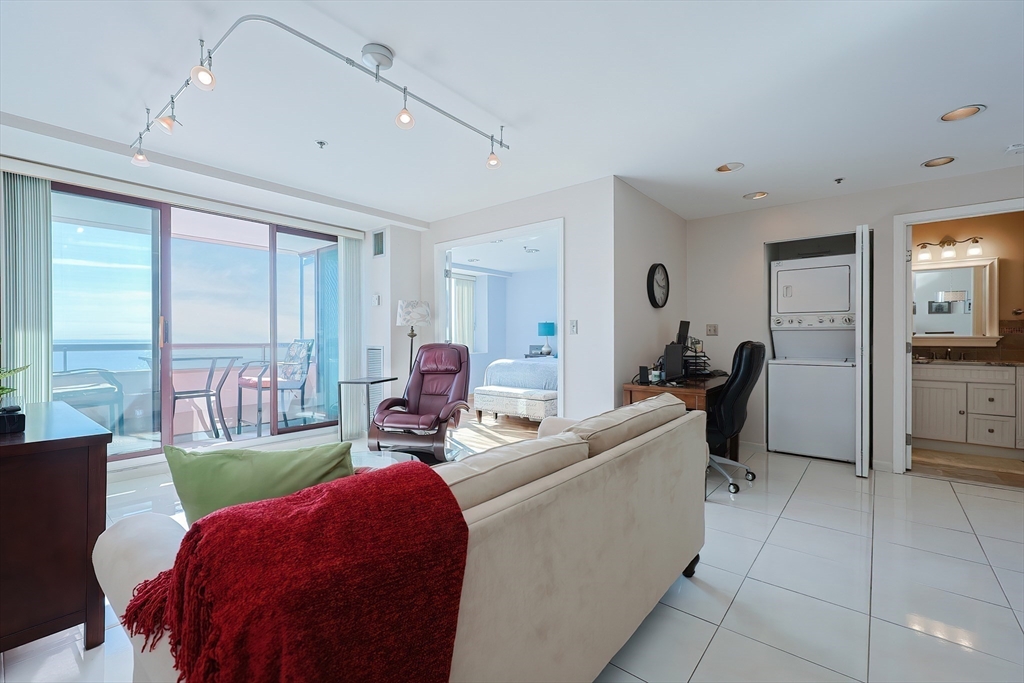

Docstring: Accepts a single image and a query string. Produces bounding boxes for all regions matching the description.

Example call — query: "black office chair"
[707,341,766,494]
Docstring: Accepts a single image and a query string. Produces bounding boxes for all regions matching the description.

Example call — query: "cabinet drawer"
[967,383,1017,417]
[966,414,1016,448]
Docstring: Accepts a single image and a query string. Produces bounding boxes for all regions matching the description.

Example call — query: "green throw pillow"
[165,442,354,525]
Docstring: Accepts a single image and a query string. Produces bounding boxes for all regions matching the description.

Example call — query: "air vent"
[372,230,385,257]
[366,346,385,419]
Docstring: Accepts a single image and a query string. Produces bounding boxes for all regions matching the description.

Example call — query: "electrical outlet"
[569,319,579,335]
[706,324,718,336]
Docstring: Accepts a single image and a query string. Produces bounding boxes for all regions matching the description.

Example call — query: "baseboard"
[912,438,1024,461]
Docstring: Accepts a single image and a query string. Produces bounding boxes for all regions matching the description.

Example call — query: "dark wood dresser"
[0,402,112,651]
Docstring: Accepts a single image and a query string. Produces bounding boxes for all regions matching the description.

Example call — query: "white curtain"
[451,275,475,352]
[339,236,362,440]
[0,172,52,404]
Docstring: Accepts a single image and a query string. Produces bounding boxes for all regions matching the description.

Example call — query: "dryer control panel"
[771,314,855,330]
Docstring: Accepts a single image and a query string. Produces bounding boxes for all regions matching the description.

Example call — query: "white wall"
[422,177,615,419]
[505,268,558,357]
[685,166,1024,472]
[612,178,688,403]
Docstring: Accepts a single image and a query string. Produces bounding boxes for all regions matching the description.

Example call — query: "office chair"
[707,341,766,494]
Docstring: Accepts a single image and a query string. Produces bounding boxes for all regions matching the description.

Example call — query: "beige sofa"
[93,395,708,683]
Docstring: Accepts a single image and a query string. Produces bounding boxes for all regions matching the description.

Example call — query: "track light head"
[156,97,178,134]
[395,87,414,129]
[486,152,501,169]
[130,147,150,167]
[190,63,216,91]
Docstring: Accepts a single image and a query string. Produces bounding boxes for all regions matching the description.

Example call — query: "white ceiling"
[1,1,1022,230]
[451,229,559,273]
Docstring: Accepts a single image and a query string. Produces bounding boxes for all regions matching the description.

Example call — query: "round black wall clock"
[647,263,669,308]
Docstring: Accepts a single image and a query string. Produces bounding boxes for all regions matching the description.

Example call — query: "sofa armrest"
[376,397,407,412]
[537,416,579,439]
[440,400,470,422]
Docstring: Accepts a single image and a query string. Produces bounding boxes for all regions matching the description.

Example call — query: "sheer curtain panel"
[339,236,363,440]
[1,172,52,403]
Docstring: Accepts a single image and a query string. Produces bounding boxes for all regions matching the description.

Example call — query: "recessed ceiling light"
[940,105,986,122]
[467,258,480,262]
[524,247,540,253]
[491,239,503,243]
[716,162,745,173]
[743,192,768,200]
[921,157,955,168]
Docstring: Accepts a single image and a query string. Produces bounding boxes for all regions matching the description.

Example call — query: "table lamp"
[396,300,431,372]
[537,322,555,356]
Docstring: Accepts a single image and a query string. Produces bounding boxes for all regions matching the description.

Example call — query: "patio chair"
[236,339,314,438]
[52,368,125,435]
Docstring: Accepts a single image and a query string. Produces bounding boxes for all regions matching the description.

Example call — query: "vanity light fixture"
[940,105,986,122]
[128,18,509,168]
[916,236,982,261]
[941,244,957,259]
[716,162,744,173]
[922,157,955,168]
[966,238,983,256]
[743,192,769,200]
[916,244,933,261]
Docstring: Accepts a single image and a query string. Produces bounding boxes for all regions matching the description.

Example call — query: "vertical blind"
[451,274,475,353]
[0,172,52,403]
[339,236,363,440]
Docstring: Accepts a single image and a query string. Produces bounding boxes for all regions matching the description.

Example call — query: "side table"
[338,376,398,440]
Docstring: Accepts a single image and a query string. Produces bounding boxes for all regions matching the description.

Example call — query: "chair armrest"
[538,416,579,439]
[376,397,407,413]
[439,400,470,422]
[238,360,269,377]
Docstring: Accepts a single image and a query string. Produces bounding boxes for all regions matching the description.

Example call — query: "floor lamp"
[396,300,432,373]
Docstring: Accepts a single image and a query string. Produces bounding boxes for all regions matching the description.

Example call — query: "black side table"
[338,376,398,440]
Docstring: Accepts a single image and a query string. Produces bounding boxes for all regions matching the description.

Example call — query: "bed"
[473,357,558,422]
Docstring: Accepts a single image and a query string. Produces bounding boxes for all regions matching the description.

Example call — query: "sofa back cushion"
[566,393,688,457]
[434,433,588,511]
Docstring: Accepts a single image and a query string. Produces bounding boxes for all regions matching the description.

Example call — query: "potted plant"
[0,338,28,433]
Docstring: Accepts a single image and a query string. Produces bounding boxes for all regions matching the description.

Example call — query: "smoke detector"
[1005,143,1024,155]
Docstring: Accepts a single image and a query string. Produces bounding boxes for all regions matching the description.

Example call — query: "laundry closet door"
[854,224,872,477]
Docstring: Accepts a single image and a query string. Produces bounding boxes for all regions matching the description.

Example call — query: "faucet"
[945,348,952,360]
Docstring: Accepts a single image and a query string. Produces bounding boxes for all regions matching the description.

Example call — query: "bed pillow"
[165,442,353,525]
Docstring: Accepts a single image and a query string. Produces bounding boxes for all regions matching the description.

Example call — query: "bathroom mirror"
[912,257,1000,346]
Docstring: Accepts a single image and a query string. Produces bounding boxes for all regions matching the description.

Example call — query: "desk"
[622,377,738,460]
[338,376,398,440]
[0,402,111,651]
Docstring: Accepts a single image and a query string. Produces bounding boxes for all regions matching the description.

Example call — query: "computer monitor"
[676,320,690,347]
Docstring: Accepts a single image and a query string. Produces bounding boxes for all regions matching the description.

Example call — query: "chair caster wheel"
[728,483,740,494]
[745,471,756,481]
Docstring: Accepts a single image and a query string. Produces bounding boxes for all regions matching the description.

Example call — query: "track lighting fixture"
[129,17,508,170]
[395,87,415,130]
[486,126,504,169]
[156,96,179,134]
[131,147,150,167]
[129,109,153,167]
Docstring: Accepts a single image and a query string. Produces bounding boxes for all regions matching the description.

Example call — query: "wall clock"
[647,263,669,308]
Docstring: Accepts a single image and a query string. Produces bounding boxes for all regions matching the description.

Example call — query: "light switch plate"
[371,294,381,306]
[706,324,718,336]
[569,320,579,335]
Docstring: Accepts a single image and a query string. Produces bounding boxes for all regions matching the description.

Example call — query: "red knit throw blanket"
[123,461,469,683]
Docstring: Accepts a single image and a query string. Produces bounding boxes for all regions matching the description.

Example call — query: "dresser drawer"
[967,383,1017,417]
[966,414,1017,448]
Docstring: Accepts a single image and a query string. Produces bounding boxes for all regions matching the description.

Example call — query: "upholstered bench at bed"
[474,385,558,422]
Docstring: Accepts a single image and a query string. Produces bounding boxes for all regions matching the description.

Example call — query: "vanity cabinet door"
[912,380,967,443]
[967,383,1016,417]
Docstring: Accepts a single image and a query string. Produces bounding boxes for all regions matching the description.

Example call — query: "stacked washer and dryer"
[768,254,859,462]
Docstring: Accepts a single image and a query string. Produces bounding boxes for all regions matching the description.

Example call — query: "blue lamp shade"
[537,322,556,337]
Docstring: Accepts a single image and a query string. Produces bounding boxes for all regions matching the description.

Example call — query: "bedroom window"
[450,273,476,353]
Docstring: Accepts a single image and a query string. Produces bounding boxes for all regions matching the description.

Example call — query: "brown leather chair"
[368,343,470,463]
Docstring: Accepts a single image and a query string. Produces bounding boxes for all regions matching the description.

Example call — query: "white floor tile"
[873,515,987,563]
[781,498,872,537]
[868,617,1024,683]
[700,528,765,576]
[705,486,791,517]
[871,573,1024,665]
[740,452,811,482]
[721,579,869,681]
[748,543,870,613]
[660,564,744,625]
[873,541,1009,607]
[610,603,716,683]
[790,481,873,513]
[958,494,1024,544]
[979,535,1024,573]
[690,627,857,682]
[994,566,1024,613]
[873,471,954,500]
[704,502,779,542]
[767,518,872,565]
[1,623,134,683]
[952,481,1024,504]
[593,663,643,683]
[873,492,972,533]
[800,460,871,494]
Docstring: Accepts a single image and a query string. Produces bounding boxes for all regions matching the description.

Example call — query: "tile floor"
[3,446,1023,682]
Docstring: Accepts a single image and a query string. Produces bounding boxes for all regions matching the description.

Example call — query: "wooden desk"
[622,377,739,460]
[0,402,112,652]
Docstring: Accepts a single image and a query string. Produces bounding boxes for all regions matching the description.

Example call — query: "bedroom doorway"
[434,219,564,453]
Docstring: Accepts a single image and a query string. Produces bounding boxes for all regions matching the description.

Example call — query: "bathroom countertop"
[911,359,1024,367]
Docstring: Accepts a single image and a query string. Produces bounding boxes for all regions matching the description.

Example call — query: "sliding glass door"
[50,187,162,457]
